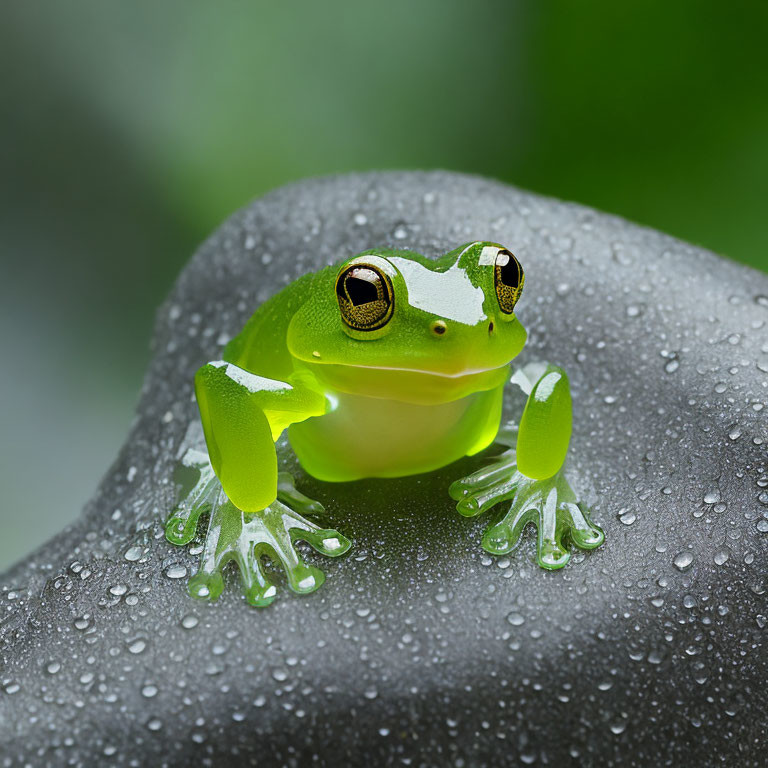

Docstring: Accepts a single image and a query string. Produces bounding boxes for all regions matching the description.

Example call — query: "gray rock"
[1,171,767,767]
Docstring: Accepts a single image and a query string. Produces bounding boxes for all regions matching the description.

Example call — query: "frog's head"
[288,242,528,404]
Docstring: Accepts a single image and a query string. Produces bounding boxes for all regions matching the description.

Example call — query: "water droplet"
[364,688,378,700]
[147,718,163,731]
[181,615,199,630]
[610,721,627,735]
[756,295,768,308]
[664,358,679,374]
[626,304,643,318]
[127,639,147,654]
[165,564,187,579]
[703,489,720,504]
[617,508,636,526]
[713,548,730,566]
[142,684,158,698]
[393,224,408,240]
[727,425,742,441]
[506,612,525,626]
[124,546,143,562]
[109,584,127,596]
[353,212,367,226]
[46,661,61,675]
[673,552,694,572]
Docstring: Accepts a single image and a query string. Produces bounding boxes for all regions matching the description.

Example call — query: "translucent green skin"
[167,241,604,606]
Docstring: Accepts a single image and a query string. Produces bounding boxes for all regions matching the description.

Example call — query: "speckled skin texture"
[1,172,767,767]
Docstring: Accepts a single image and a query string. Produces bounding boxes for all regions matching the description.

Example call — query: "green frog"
[166,242,604,606]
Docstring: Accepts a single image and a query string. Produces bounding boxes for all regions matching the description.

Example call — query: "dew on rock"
[664,357,680,374]
[673,552,694,572]
[713,548,730,566]
[703,489,721,505]
[617,508,636,526]
[353,212,367,226]
[727,425,742,441]
[146,718,163,731]
[165,564,187,579]
[506,612,525,626]
[46,661,61,675]
[181,615,199,630]
[124,546,143,562]
[109,584,128,596]
[127,639,147,654]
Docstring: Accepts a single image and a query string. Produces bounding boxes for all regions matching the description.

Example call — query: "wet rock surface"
[1,171,767,766]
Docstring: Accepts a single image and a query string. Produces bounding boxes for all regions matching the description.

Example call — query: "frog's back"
[223,268,327,381]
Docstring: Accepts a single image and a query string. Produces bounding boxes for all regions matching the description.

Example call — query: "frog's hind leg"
[187,479,351,607]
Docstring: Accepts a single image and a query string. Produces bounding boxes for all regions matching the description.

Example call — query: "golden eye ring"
[494,249,524,314]
[335,263,394,331]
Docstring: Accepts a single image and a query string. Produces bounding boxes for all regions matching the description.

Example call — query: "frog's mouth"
[305,360,511,405]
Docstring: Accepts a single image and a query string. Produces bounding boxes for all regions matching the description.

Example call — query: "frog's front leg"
[450,365,604,569]
[166,361,350,605]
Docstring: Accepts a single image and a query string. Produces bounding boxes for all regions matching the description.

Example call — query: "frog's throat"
[303,360,511,405]
[333,362,510,378]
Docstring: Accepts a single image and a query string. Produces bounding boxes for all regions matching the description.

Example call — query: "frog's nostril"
[488,321,494,334]
[431,320,447,336]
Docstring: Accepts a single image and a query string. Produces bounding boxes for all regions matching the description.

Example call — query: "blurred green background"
[1,1,766,569]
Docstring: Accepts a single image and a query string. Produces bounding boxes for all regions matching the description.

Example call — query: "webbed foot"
[166,451,350,605]
[449,433,603,569]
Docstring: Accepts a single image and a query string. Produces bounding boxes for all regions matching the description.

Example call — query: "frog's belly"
[288,386,503,482]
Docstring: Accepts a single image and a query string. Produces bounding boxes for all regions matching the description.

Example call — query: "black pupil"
[344,273,379,305]
[498,253,520,287]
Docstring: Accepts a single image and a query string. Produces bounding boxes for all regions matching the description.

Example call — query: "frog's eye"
[336,263,394,331]
[494,249,524,314]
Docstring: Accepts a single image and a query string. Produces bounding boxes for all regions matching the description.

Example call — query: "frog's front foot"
[166,452,350,606]
[449,440,603,569]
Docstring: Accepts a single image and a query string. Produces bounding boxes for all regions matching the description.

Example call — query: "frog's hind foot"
[449,439,519,518]
[165,448,220,545]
